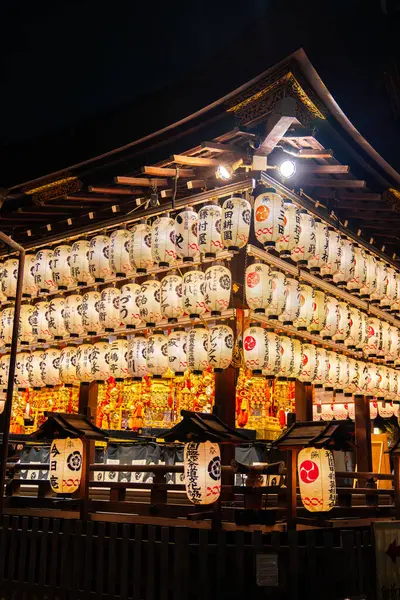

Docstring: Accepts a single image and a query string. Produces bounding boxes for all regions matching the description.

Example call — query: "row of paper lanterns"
[313,400,399,422]
[243,326,400,400]
[245,262,400,364]
[0,264,232,346]
[0,323,234,389]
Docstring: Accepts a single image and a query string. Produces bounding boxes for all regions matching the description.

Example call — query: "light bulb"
[279,159,296,179]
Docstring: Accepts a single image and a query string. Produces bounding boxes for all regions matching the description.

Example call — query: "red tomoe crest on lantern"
[244,336,256,351]
[297,447,336,513]
[299,460,319,484]
[246,272,260,288]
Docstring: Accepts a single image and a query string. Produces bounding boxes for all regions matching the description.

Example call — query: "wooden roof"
[161,410,248,443]
[274,420,355,451]
[30,412,106,441]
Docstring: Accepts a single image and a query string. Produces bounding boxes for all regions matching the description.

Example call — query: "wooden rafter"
[332,203,393,211]
[141,166,194,178]
[297,165,350,174]
[200,141,243,154]
[301,179,366,188]
[187,180,206,190]
[65,195,118,204]
[88,186,141,196]
[313,191,381,201]
[171,155,220,167]
[296,148,333,158]
[114,176,169,187]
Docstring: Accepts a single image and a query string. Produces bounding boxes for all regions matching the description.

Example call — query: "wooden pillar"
[354,395,372,482]
[79,381,99,422]
[79,437,95,520]
[214,367,236,495]
[286,448,298,529]
[295,381,313,421]
[393,454,400,519]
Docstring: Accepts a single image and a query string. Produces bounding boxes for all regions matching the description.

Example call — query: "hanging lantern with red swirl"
[370,261,388,305]
[376,365,390,400]
[81,291,102,336]
[99,287,120,332]
[307,290,327,334]
[265,270,286,320]
[46,296,68,340]
[64,294,84,338]
[40,347,61,387]
[52,245,74,290]
[370,401,378,420]
[279,277,300,325]
[88,235,112,283]
[184,441,221,505]
[187,325,210,374]
[298,447,336,512]
[359,253,377,299]
[32,301,52,343]
[70,240,94,286]
[355,361,370,396]
[290,211,316,265]
[275,201,301,258]
[320,229,342,280]
[221,195,251,252]
[182,269,206,318]
[346,246,367,293]
[381,267,397,309]
[293,284,315,331]
[91,340,111,382]
[204,263,231,317]
[76,344,95,383]
[364,317,382,358]
[19,303,35,346]
[174,207,200,263]
[59,345,78,386]
[243,325,281,376]
[127,335,148,379]
[2,258,18,299]
[119,283,141,329]
[151,214,176,267]
[308,219,329,274]
[314,347,329,387]
[245,262,272,314]
[332,302,351,343]
[332,404,349,420]
[34,248,56,293]
[129,221,154,273]
[208,324,234,371]
[161,272,184,323]
[332,238,355,287]
[168,329,187,376]
[15,352,30,389]
[138,278,162,327]
[147,331,169,378]
[22,254,38,298]
[198,202,223,258]
[378,399,394,418]
[254,189,285,249]
[109,229,135,277]
[320,296,340,340]
[298,343,318,383]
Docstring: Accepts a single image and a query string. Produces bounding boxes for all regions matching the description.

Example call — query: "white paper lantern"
[388,369,399,401]
[52,245,74,290]
[22,254,38,298]
[293,285,315,331]
[313,405,321,421]
[0,354,10,391]
[320,229,342,280]
[32,301,52,343]
[75,344,94,382]
[198,202,223,258]
[151,214,176,267]
[109,338,129,380]
[365,363,380,398]
[308,219,329,273]
[314,347,329,387]
[376,365,390,399]
[49,438,83,494]
[182,269,206,318]
[307,290,327,334]
[109,229,135,277]
[45,296,68,340]
[279,277,300,325]
[119,283,141,329]
[174,208,200,262]
[2,258,18,299]
[81,291,102,335]
[356,311,369,350]
[275,201,301,258]
[346,246,367,293]
[381,267,397,309]
[332,403,349,420]
[320,296,340,340]
[265,270,286,320]
[59,345,78,386]
[288,338,304,380]
[344,307,362,349]
[184,441,221,505]
[378,321,391,361]
[26,351,43,388]
[333,238,355,287]
[332,302,351,343]
[242,326,280,376]
[254,189,285,249]
[392,276,400,315]
[18,303,35,346]
[34,249,56,293]
[64,294,84,338]
[138,278,162,327]
[91,340,111,382]
[364,317,382,358]
[70,240,94,286]
[161,272,184,323]
[0,304,14,347]
[129,221,154,273]
[347,403,355,420]
[88,235,112,283]
[245,262,272,314]
[99,287,120,332]
[378,401,394,418]
[291,211,316,265]
[146,331,169,378]
[298,447,336,512]
[370,261,388,305]
[15,352,30,389]
[187,325,210,374]
[168,329,187,376]
[388,327,400,364]
[298,343,318,383]
[359,253,377,299]
[204,263,231,316]
[344,358,358,397]
[221,195,251,252]
[40,347,61,386]
[278,336,302,379]
[335,354,349,392]
[355,361,369,396]
[208,324,234,371]
[320,404,334,421]
[127,335,148,379]
[370,401,378,420]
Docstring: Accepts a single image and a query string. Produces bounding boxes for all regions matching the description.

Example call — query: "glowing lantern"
[59,345,78,386]
[109,229,135,277]
[291,211,316,265]
[146,331,169,378]
[127,335,147,379]
[335,354,349,392]
[364,317,382,358]
[388,369,399,401]
[324,351,340,390]
[253,189,285,249]
[182,269,206,319]
[204,263,231,316]
[91,340,111,382]
[119,283,141,329]
[370,261,388,305]
[222,195,251,252]
[184,441,221,505]
[288,338,304,380]
[26,351,44,389]
[138,278,162,327]
[98,287,120,332]
[355,361,369,396]
[279,278,300,325]
[378,400,394,418]
[22,254,38,298]
[377,321,391,363]
[356,311,369,350]
[15,352,30,389]
[332,302,351,343]
[308,219,329,273]
[275,201,300,258]
[320,229,342,280]
[313,405,321,421]
[151,214,176,267]
[332,238,355,287]
[208,324,234,371]
[187,325,210,374]
[45,296,68,340]
[0,354,10,391]
[161,272,184,323]
[243,326,280,376]
[346,246,367,293]
[293,285,314,331]
[388,327,400,364]
[40,347,61,386]
[19,303,35,346]
[344,307,362,349]
[76,344,95,382]
[52,245,74,290]
[278,336,302,379]
[314,347,329,387]
[381,267,397,309]
[2,258,18,299]
[64,294,85,338]
[34,249,55,293]
[344,358,358,397]
[391,276,400,315]
[245,262,272,314]
[298,343,318,383]
[265,270,286,320]
[370,402,378,420]
[198,202,223,258]
[376,365,390,400]
[32,301,51,343]
[88,235,112,283]
[81,291,102,336]
[298,447,336,512]
[332,404,349,420]
[70,240,94,286]
[320,296,339,340]
[307,290,327,334]
[359,253,377,299]
[174,208,199,262]
[49,438,83,494]
[168,329,187,376]
[365,364,380,398]
[109,338,129,380]
[129,221,154,273]
[320,405,334,421]
[0,304,14,347]
[347,403,355,420]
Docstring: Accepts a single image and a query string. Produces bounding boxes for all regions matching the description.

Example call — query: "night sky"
[1,0,400,183]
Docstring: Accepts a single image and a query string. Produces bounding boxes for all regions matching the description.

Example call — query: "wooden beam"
[65,195,116,204]
[88,186,141,195]
[160,189,173,198]
[114,176,169,187]
[296,148,333,158]
[298,165,350,174]
[200,141,243,154]
[142,166,194,178]
[333,203,392,211]
[342,213,398,219]
[171,155,220,167]
[354,395,372,484]
[16,209,69,217]
[301,178,366,188]
[314,190,381,201]
[256,97,297,156]
[187,180,206,190]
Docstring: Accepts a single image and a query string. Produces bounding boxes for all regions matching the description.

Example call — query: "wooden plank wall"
[0,515,375,600]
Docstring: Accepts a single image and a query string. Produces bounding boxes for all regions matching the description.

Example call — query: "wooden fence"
[0,514,373,600]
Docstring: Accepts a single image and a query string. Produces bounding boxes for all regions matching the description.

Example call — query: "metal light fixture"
[216,164,232,181]
[279,159,296,179]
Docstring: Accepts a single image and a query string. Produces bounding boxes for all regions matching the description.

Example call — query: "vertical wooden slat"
[96,522,105,599]
[16,516,28,598]
[146,526,156,600]
[216,530,227,598]
[0,515,10,585]
[108,523,117,598]
[174,528,189,600]
[83,521,94,599]
[132,524,142,600]
[235,530,245,597]
[288,530,299,600]
[38,518,50,591]
[198,529,209,600]
[253,530,263,598]
[305,530,317,598]
[341,530,355,594]
[27,518,39,587]
[7,517,19,584]
[60,519,72,600]
[322,530,334,589]
[160,527,169,600]
[72,520,83,596]
[354,530,364,595]
[48,519,60,600]
[120,524,130,600]
[271,531,281,590]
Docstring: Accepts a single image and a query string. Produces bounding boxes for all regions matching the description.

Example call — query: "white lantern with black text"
[64,294,84,338]
[19,303,35,346]
[388,327,400,364]
[298,447,336,512]
[22,254,37,297]
[127,335,148,379]
[335,354,349,392]
[278,336,301,379]
[198,202,223,258]
[245,262,272,314]
[147,331,169,378]
[46,296,68,340]
[293,285,314,331]
[109,229,135,277]
[129,221,154,273]
[364,317,382,358]
[307,290,327,334]
[347,246,367,293]
[49,438,83,494]
[288,338,304,380]
[222,196,251,252]
[298,344,318,383]
[275,202,300,258]
[182,269,206,318]
[88,235,112,283]
[138,278,162,327]
[168,329,187,376]
[70,240,94,286]
[40,347,61,386]
[187,325,210,374]
[174,208,199,262]
[381,267,397,309]
[356,311,369,350]
[378,321,391,362]
[333,302,351,343]
[0,304,13,347]
[320,229,341,280]
[344,307,362,349]
[320,296,340,340]
[308,219,328,273]
[161,272,184,323]
[204,263,231,316]
[333,238,355,287]
[99,287,120,332]
[81,291,102,335]
[359,253,377,299]
[109,338,129,380]
[184,441,221,505]
[34,249,55,293]
[0,354,10,391]
[314,347,329,387]
[33,301,52,343]
[15,352,30,389]
[291,211,316,265]
[365,363,380,398]
[52,245,74,289]
[91,340,111,382]
[208,324,234,371]
[391,276,400,315]
[2,258,18,299]
[119,283,141,329]
[279,277,300,325]
[265,270,286,320]
[254,189,285,249]
[26,351,44,389]
[325,351,340,390]
[370,261,387,304]
[59,345,78,386]
[344,358,358,397]
[151,214,176,267]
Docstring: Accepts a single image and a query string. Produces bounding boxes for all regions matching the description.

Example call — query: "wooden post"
[286,448,298,529]
[79,381,99,422]
[354,395,372,481]
[79,438,94,520]
[393,454,400,519]
[295,381,313,421]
